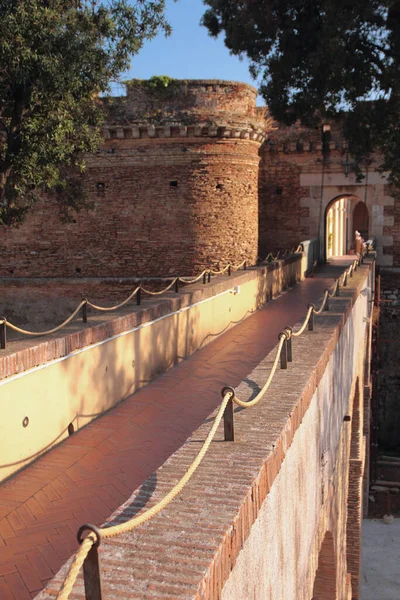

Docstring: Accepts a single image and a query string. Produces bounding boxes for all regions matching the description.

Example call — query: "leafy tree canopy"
[0,0,170,224]
[202,0,400,187]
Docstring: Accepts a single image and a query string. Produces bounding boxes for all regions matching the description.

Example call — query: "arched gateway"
[325,195,369,259]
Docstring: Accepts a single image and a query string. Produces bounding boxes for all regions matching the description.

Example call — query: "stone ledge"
[102,124,268,143]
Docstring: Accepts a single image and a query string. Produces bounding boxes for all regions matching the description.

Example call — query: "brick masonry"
[0,81,268,278]
[260,124,398,266]
[0,79,398,277]
[36,260,373,600]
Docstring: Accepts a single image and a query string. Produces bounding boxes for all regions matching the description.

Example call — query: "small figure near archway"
[354,230,365,257]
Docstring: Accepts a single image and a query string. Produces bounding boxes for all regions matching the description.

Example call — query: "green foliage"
[0,0,171,225]
[202,0,400,187]
[146,75,177,90]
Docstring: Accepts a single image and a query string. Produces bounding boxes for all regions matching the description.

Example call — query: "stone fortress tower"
[91,79,270,276]
[0,80,270,278]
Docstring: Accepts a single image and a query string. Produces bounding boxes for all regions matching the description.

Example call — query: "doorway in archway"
[352,201,369,243]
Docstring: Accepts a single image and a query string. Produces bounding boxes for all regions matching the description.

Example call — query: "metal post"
[203,272,206,284]
[335,280,340,296]
[136,288,141,306]
[0,320,6,350]
[228,265,231,276]
[343,272,347,287]
[244,261,247,271]
[208,271,211,283]
[308,306,314,331]
[175,279,179,293]
[77,525,103,600]
[285,328,293,362]
[221,387,235,442]
[280,335,288,369]
[82,301,88,324]
[324,290,330,312]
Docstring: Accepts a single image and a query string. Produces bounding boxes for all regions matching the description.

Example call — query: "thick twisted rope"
[140,278,178,295]
[230,334,286,408]
[291,305,314,337]
[314,290,329,315]
[231,260,247,270]
[4,301,86,336]
[178,270,208,284]
[56,392,232,599]
[86,287,140,312]
[209,264,231,275]
[57,332,289,598]
[56,535,96,600]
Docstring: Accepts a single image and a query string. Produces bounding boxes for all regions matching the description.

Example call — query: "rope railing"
[0,260,250,350]
[257,244,303,264]
[53,253,366,600]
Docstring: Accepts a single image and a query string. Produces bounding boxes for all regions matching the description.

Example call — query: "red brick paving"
[0,270,340,598]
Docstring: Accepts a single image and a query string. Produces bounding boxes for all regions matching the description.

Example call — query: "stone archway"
[325,195,365,260]
[312,531,337,600]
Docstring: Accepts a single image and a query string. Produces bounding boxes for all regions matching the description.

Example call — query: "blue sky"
[116,0,262,100]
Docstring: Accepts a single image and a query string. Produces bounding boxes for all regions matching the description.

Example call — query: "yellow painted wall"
[0,259,303,482]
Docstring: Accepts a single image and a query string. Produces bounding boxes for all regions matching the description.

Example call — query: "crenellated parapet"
[100,79,271,144]
[101,123,267,143]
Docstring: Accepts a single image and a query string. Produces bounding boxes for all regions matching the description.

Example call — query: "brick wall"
[258,148,303,256]
[0,81,268,278]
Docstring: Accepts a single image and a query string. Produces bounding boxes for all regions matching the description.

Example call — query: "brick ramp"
[0,271,340,599]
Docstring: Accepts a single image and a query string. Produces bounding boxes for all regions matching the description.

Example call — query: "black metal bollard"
[221,386,235,441]
[175,279,179,293]
[349,266,353,278]
[77,525,103,600]
[228,265,231,276]
[82,301,88,324]
[136,288,141,306]
[244,261,247,271]
[324,290,330,312]
[203,272,207,284]
[208,271,211,283]
[343,272,347,287]
[280,334,288,369]
[285,327,293,362]
[308,305,315,331]
[0,319,6,350]
[335,280,340,297]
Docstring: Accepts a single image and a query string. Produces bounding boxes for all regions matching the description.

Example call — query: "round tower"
[87,79,270,276]
[1,80,270,278]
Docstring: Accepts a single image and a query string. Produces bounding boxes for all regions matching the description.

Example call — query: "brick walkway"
[0,266,343,599]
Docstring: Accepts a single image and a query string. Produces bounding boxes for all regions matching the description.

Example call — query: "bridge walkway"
[0,259,352,599]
